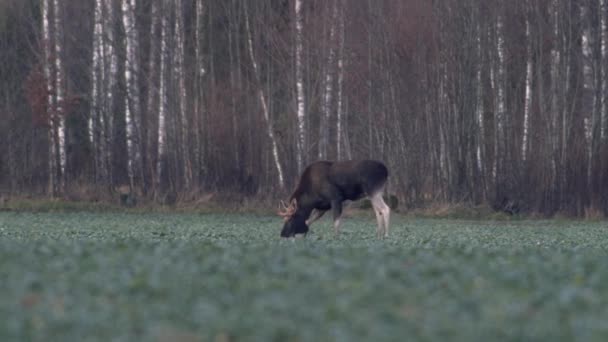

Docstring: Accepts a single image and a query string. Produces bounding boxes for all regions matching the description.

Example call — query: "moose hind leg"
[331,200,343,235]
[370,192,390,238]
[373,205,383,238]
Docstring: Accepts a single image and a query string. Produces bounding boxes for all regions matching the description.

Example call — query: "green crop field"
[1,211,607,341]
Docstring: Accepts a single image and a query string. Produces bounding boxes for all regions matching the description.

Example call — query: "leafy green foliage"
[1,212,607,341]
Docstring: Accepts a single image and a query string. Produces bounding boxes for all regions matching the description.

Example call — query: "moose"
[278,160,390,238]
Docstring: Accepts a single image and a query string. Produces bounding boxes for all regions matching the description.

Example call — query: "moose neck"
[293,204,313,221]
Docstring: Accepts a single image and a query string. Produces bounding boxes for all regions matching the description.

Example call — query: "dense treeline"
[0,0,607,216]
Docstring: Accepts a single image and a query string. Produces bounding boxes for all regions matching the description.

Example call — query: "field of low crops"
[1,211,608,341]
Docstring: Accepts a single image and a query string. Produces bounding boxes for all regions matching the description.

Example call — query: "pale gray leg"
[306,209,327,226]
[370,192,391,238]
[331,200,343,235]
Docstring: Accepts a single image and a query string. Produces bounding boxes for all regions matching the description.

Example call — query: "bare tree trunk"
[336,1,345,161]
[174,0,191,190]
[41,0,66,197]
[522,2,533,162]
[600,0,608,213]
[533,1,546,155]
[90,0,102,185]
[42,0,57,196]
[194,0,205,184]
[475,19,487,200]
[494,11,506,193]
[227,0,240,172]
[367,0,373,157]
[549,0,561,200]
[245,4,285,189]
[294,0,307,173]
[122,0,141,191]
[318,0,339,160]
[145,0,160,194]
[580,1,595,186]
[53,0,66,194]
[100,0,118,189]
[602,0,608,141]
[156,3,168,197]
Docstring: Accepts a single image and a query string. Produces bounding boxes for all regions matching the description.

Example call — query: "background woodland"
[1,0,607,216]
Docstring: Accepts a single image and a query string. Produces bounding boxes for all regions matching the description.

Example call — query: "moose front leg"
[306,209,327,226]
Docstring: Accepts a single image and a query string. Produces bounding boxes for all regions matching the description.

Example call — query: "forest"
[1,0,607,216]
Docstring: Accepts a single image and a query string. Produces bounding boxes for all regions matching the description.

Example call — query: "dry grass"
[406,202,512,220]
[2,191,604,220]
[584,206,604,220]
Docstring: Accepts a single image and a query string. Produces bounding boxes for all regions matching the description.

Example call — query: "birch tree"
[579,0,595,184]
[294,0,306,173]
[601,0,607,141]
[174,0,191,189]
[145,0,160,191]
[318,0,339,160]
[521,0,533,162]
[41,0,66,196]
[335,0,347,160]
[90,0,118,187]
[121,0,142,190]
[42,0,57,196]
[245,2,285,189]
[600,0,608,211]
[493,9,506,187]
[549,0,561,185]
[475,18,486,196]
[193,0,205,181]
[156,1,168,196]
[90,0,105,185]
[53,0,66,193]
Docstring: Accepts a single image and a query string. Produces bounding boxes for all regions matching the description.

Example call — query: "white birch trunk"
[367,0,373,156]
[522,9,533,162]
[438,65,448,185]
[90,0,102,147]
[194,0,205,177]
[580,2,596,183]
[601,0,607,140]
[156,5,168,193]
[174,0,191,188]
[318,0,339,160]
[90,0,107,183]
[146,0,159,185]
[122,0,140,189]
[245,7,285,189]
[100,0,117,185]
[336,2,345,161]
[294,0,306,172]
[533,1,546,170]
[550,0,560,175]
[495,13,506,182]
[227,3,239,169]
[42,0,57,196]
[53,0,65,192]
[475,21,485,177]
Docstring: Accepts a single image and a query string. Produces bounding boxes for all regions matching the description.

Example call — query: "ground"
[1,211,607,341]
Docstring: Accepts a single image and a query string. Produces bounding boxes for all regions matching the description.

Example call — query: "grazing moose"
[278,160,390,238]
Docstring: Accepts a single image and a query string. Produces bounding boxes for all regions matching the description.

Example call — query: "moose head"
[278,199,309,237]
